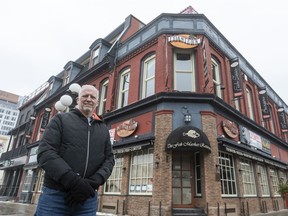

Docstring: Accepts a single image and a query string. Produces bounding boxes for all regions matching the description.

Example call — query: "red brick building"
[1,6,288,216]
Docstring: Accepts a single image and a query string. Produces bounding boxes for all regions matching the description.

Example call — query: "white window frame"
[240,158,257,196]
[117,69,130,109]
[91,47,100,66]
[98,79,109,115]
[104,154,123,194]
[257,164,270,196]
[219,151,237,197]
[211,58,222,98]
[270,168,280,196]
[129,148,154,195]
[173,50,196,92]
[246,87,255,120]
[141,54,155,99]
[22,170,33,192]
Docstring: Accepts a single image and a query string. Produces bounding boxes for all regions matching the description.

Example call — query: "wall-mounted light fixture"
[277,107,284,112]
[213,80,225,90]
[155,161,160,169]
[259,88,266,95]
[215,164,221,181]
[45,107,52,112]
[55,83,81,112]
[181,106,192,124]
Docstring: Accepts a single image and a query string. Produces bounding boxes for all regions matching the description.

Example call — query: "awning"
[166,126,211,152]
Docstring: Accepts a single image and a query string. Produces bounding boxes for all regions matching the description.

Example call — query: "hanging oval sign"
[168,34,201,49]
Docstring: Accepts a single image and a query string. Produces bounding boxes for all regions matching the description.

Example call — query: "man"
[35,85,115,215]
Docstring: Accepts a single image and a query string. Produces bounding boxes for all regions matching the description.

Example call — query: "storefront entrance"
[172,152,194,208]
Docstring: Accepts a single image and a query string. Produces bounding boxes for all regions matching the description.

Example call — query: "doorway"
[172,152,194,208]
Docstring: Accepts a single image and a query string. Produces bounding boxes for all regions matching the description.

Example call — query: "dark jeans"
[34,186,98,216]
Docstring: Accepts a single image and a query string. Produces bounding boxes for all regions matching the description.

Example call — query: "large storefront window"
[240,158,256,196]
[33,169,44,192]
[129,148,153,195]
[104,154,123,194]
[22,170,33,192]
[270,168,280,196]
[218,152,237,196]
[279,170,288,183]
[194,152,201,196]
[257,164,270,196]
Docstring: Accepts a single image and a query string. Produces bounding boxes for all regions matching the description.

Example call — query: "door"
[172,152,194,208]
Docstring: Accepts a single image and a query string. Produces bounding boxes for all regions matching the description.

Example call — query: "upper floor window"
[98,79,109,115]
[117,69,130,109]
[264,105,275,133]
[141,54,155,99]
[92,47,100,66]
[211,58,223,99]
[63,67,71,86]
[174,50,196,92]
[246,87,255,120]
[234,98,241,112]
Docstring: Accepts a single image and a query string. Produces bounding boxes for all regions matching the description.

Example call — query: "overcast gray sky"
[1,0,288,104]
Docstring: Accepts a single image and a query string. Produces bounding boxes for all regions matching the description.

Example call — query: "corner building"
[7,6,288,216]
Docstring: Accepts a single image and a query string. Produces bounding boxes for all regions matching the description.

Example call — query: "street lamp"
[55,83,81,112]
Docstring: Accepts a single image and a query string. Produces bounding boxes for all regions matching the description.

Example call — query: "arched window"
[246,87,255,120]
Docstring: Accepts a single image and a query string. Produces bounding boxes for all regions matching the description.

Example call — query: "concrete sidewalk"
[250,209,288,216]
[1,200,288,216]
[0,201,117,216]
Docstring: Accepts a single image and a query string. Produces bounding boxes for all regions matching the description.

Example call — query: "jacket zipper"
[83,121,91,178]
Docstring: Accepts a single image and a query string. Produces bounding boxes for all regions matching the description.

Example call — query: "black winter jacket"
[37,108,115,191]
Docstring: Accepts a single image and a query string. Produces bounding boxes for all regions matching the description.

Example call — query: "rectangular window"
[92,47,99,66]
[258,164,270,196]
[194,152,201,196]
[129,148,153,195]
[117,69,130,109]
[174,51,195,92]
[270,168,280,196]
[142,55,155,98]
[219,152,237,196]
[211,58,222,99]
[240,158,256,196]
[104,154,123,194]
[22,170,33,192]
[279,170,287,183]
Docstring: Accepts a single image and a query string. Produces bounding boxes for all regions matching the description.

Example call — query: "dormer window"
[92,47,100,66]
[63,66,72,86]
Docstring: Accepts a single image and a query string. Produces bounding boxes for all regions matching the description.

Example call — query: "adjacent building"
[0,6,287,215]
